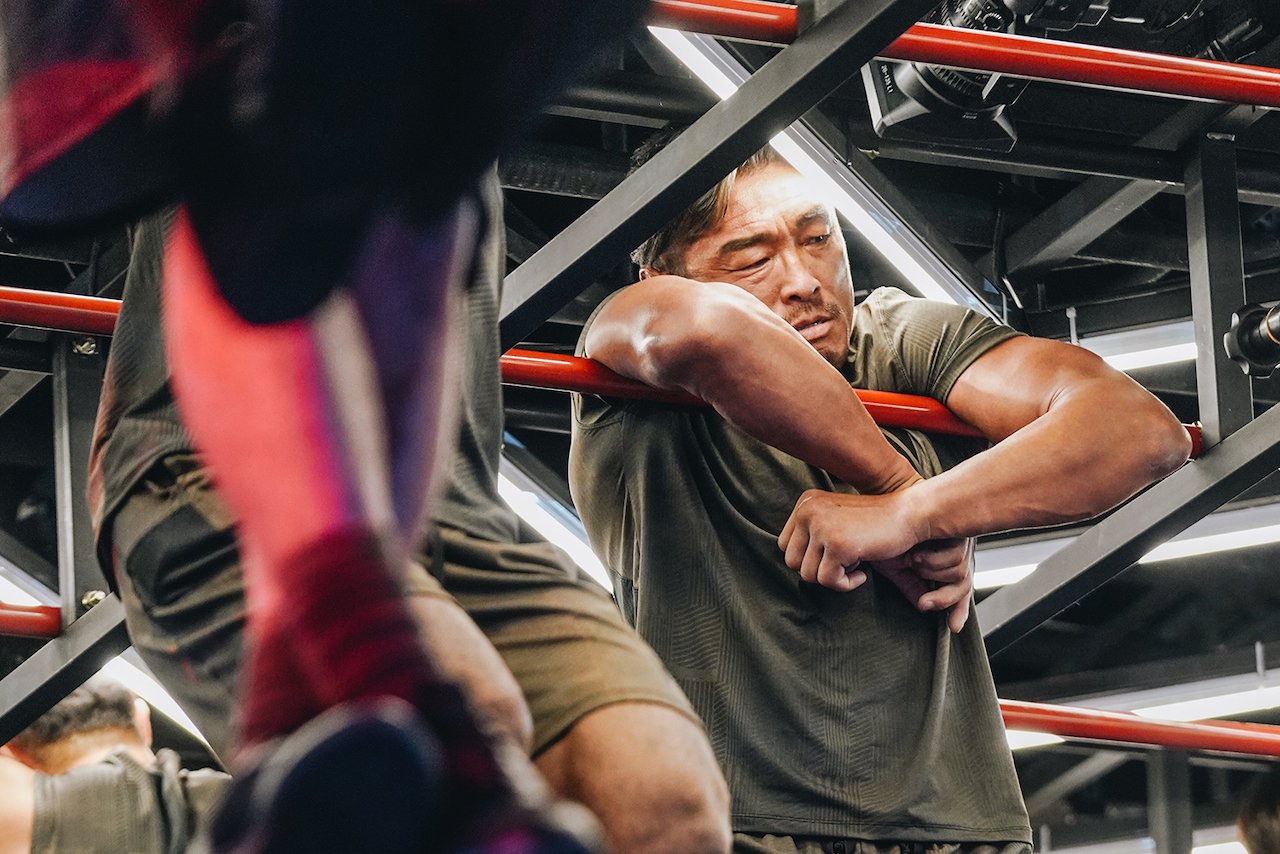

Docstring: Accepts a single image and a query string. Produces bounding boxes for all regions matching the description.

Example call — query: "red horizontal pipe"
[1000,699,1280,757]
[0,285,120,336]
[0,603,61,638]
[0,287,1203,452]
[649,0,797,44]
[507,346,1205,453]
[648,1,1280,108]
[502,347,985,438]
[886,24,1280,109]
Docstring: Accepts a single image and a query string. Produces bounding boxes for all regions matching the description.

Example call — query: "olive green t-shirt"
[31,748,230,854]
[569,287,1031,843]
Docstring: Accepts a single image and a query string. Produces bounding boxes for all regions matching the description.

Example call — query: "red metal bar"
[886,24,1280,109]
[649,0,798,44]
[647,1,1280,108]
[502,347,985,438]
[0,603,61,639]
[1000,699,1280,758]
[0,285,120,336]
[0,288,1204,452]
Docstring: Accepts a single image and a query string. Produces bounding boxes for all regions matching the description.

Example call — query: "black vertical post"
[51,334,108,627]
[1147,750,1193,854]
[1185,132,1253,448]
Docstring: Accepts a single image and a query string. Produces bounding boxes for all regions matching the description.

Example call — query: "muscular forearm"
[903,377,1191,542]
[586,277,918,493]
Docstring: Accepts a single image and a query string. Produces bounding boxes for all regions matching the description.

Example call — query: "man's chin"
[813,344,847,369]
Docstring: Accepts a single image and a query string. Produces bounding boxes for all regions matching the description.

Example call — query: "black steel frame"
[0,2,1276,807]
[499,0,943,348]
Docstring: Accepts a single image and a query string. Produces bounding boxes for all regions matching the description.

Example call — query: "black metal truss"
[546,70,716,129]
[0,339,51,376]
[978,399,1280,654]
[499,0,942,349]
[51,334,109,626]
[1187,134,1254,448]
[978,37,1280,282]
[0,593,130,743]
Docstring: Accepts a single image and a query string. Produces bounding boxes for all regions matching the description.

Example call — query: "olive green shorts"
[413,524,698,753]
[110,452,696,759]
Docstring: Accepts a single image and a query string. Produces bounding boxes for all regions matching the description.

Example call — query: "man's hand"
[870,539,974,634]
[778,489,975,633]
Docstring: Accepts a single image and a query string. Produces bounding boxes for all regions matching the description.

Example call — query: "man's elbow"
[638,286,756,390]
[1124,401,1193,487]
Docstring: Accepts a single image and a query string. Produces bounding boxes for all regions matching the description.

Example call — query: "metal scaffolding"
[0,4,1277,849]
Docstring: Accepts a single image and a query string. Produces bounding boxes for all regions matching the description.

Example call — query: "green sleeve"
[862,287,1023,403]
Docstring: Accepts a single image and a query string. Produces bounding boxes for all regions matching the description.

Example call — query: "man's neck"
[44,732,154,775]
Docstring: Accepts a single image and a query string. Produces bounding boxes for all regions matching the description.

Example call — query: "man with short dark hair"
[0,677,230,854]
[570,134,1192,853]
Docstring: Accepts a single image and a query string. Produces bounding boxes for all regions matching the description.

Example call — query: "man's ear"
[132,698,153,749]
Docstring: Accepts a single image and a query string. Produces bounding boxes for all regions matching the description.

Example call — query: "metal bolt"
[81,590,106,610]
[72,337,98,356]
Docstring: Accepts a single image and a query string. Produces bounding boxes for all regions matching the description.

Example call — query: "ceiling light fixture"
[497,464,611,589]
[1074,663,1280,723]
[975,502,1280,590]
[1078,319,1198,372]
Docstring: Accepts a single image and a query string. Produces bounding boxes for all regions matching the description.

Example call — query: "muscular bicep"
[581,280,670,386]
[583,275,779,393]
[945,336,1131,443]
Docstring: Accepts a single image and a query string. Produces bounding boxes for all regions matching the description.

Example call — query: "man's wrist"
[871,459,921,495]
[893,480,934,544]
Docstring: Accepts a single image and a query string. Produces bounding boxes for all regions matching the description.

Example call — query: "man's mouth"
[793,317,831,342]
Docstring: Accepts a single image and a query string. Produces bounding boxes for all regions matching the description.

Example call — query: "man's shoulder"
[574,289,623,356]
[854,286,972,329]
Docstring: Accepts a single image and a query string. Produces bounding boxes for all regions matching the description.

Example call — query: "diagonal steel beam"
[1026,753,1129,819]
[980,40,1280,280]
[0,370,43,420]
[499,0,940,349]
[0,593,129,742]
[0,527,57,589]
[979,400,1280,654]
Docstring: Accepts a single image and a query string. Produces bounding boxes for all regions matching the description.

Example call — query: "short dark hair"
[1239,769,1280,853]
[9,677,139,754]
[630,126,783,275]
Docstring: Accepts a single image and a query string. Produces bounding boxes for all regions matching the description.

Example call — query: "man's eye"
[734,257,768,272]
[807,233,830,245]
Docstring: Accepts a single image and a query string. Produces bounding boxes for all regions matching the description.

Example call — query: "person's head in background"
[1,677,154,775]
[1239,768,1280,853]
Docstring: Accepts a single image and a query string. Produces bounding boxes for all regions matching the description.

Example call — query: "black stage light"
[861,0,1270,152]
[861,0,1032,152]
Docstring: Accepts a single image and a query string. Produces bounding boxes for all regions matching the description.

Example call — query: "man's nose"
[775,251,822,302]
